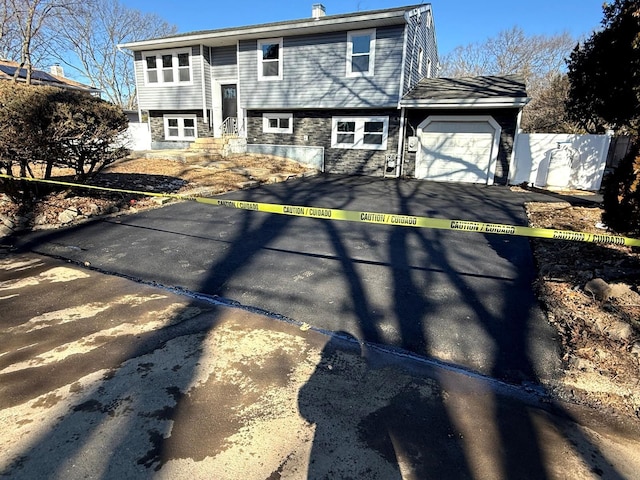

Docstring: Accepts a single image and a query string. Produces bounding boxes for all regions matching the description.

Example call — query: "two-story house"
[121,3,528,185]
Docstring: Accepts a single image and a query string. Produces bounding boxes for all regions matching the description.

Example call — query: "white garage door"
[416,121,496,183]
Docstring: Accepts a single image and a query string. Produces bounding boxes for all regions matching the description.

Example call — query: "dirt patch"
[0,154,314,234]
[525,200,640,420]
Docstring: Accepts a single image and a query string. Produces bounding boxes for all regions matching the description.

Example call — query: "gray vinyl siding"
[239,25,404,109]
[135,45,204,111]
[211,45,238,79]
[403,8,438,94]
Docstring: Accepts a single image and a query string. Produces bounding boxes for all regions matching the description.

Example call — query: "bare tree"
[2,0,73,83]
[440,26,576,95]
[1,0,21,59]
[48,0,176,108]
[520,73,583,133]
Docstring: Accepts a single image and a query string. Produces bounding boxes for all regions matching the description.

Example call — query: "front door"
[221,84,237,120]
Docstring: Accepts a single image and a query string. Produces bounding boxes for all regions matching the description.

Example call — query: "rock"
[584,278,612,302]
[58,207,79,224]
[0,214,15,229]
[0,224,13,237]
[88,203,101,216]
[606,320,634,342]
[631,342,640,357]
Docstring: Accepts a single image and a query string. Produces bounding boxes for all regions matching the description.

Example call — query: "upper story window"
[258,38,283,81]
[144,49,192,85]
[331,116,388,150]
[347,29,375,77]
[418,48,424,76]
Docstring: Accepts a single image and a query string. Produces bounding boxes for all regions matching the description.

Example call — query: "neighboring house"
[120,4,529,184]
[0,60,101,95]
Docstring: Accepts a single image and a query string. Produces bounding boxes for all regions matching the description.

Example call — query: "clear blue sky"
[121,0,606,55]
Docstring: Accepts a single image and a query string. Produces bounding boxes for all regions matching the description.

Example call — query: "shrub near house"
[0,82,129,201]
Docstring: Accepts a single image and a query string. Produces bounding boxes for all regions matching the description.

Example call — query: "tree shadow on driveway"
[1,174,631,478]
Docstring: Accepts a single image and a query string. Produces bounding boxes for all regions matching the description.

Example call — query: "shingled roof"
[401,75,529,109]
[0,60,100,94]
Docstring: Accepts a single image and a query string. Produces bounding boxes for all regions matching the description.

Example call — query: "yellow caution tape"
[2,173,639,247]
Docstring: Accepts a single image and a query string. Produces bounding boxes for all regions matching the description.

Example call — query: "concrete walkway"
[1,252,639,479]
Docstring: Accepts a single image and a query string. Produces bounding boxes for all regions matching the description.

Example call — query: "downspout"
[200,44,208,125]
[209,47,217,136]
[396,108,406,178]
[236,41,245,137]
[395,12,411,179]
[508,108,525,185]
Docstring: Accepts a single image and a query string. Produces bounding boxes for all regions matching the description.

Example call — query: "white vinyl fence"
[120,122,151,151]
[510,133,611,191]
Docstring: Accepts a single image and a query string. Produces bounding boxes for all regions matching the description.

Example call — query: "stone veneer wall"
[246,109,401,176]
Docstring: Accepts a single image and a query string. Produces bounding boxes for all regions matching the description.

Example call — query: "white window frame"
[143,48,193,86]
[257,38,283,81]
[263,113,293,134]
[418,48,424,76]
[346,29,376,77]
[331,116,389,150]
[163,114,198,141]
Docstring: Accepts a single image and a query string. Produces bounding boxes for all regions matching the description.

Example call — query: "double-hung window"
[347,29,375,77]
[263,113,293,134]
[144,49,192,85]
[163,115,197,141]
[145,56,158,83]
[162,54,173,82]
[258,38,283,81]
[331,116,389,150]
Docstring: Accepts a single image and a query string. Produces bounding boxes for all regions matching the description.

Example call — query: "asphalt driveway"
[15,175,561,383]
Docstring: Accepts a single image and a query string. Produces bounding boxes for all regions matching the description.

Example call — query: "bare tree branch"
[47,0,176,107]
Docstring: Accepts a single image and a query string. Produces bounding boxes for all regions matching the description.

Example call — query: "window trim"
[331,116,389,150]
[346,29,376,78]
[263,113,293,134]
[257,37,283,81]
[143,48,193,86]
[163,114,198,141]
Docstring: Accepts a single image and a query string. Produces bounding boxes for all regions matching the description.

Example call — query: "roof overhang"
[400,97,530,109]
[119,7,414,50]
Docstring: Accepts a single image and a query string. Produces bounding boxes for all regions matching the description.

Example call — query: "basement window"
[163,115,197,140]
[263,113,293,134]
[331,116,388,150]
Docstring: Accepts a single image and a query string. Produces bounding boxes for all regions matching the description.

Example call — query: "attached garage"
[416,116,501,184]
[400,75,529,185]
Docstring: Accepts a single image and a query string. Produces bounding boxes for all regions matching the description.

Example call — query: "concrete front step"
[188,137,247,156]
[190,137,232,145]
